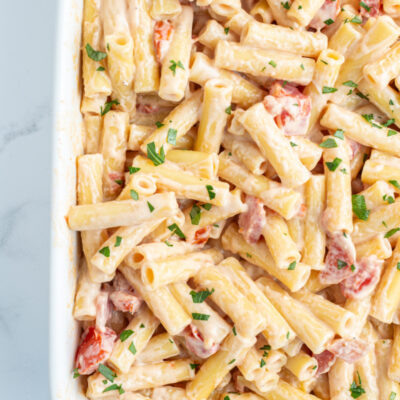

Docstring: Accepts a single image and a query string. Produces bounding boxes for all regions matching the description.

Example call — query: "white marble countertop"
[0,1,56,398]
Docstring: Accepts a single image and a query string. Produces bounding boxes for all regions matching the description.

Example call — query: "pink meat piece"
[320,232,356,285]
[238,195,266,244]
[309,0,341,30]
[181,324,220,359]
[110,291,142,314]
[328,338,371,363]
[313,350,336,375]
[360,0,380,17]
[95,291,112,332]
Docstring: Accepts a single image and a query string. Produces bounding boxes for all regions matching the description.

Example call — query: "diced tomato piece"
[327,338,371,363]
[75,326,117,375]
[238,195,266,244]
[320,232,356,285]
[263,82,311,136]
[181,324,219,359]
[313,350,336,375]
[309,0,341,30]
[192,225,212,246]
[154,20,174,63]
[340,256,383,299]
[360,0,380,17]
[110,291,142,314]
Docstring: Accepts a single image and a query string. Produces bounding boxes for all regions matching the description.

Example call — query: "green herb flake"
[206,185,216,200]
[225,105,232,115]
[383,118,395,127]
[352,194,370,221]
[98,364,117,382]
[85,43,107,61]
[120,329,134,342]
[343,80,358,88]
[190,363,200,370]
[390,180,400,189]
[246,252,252,258]
[114,179,123,185]
[397,262,400,271]
[165,240,173,247]
[286,331,290,339]
[114,236,122,247]
[334,129,345,139]
[169,60,185,76]
[320,138,338,148]
[99,246,110,257]
[100,99,120,116]
[383,221,388,228]
[322,86,338,94]
[281,1,290,9]
[269,60,277,68]
[360,1,371,11]
[390,392,397,400]
[390,99,395,105]
[228,359,236,365]
[147,201,155,212]
[321,59,328,65]
[260,358,266,368]
[388,130,398,136]
[147,142,165,166]
[73,368,80,379]
[167,128,177,145]
[97,66,105,71]
[233,326,237,336]
[103,384,124,395]
[128,341,137,355]
[383,194,395,204]
[224,27,230,34]
[385,228,400,238]
[349,372,365,398]
[350,15,363,24]
[337,259,348,269]
[351,264,356,272]
[129,167,140,174]
[130,190,139,201]
[300,64,305,70]
[290,141,298,147]
[202,203,212,211]
[190,288,214,303]
[192,312,210,321]
[190,204,201,225]
[325,157,342,171]
[356,90,369,100]
[168,223,186,239]
[288,261,296,270]
[298,4,302,8]
[140,323,145,328]
[324,18,334,25]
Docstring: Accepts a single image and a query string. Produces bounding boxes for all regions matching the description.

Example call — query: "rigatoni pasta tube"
[250,0,273,23]
[120,266,191,335]
[151,0,182,19]
[302,175,326,271]
[389,325,400,382]
[218,151,302,219]
[84,114,102,154]
[320,104,400,157]
[289,136,323,171]
[129,0,159,93]
[108,306,159,373]
[87,359,195,398]
[328,21,362,56]
[186,333,256,400]
[218,257,295,349]
[370,238,400,323]
[141,251,214,289]
[133,156,230,206]
[67,192,178,231]
[136,333,180,364]
[198,19,236,50]
[77,154,113,282]
[356,180,395,209]
[140,89,202,154]
[304,49,344,134]
[361,150,400,185]
[263,210,301,269]
[159,6,193,102]
[215,40,315,86]
[73,259,100,321]
[170,282,231,349]
[328,359,354,400]
[194,265,265,337]
[222,223,311,292]
[285,351,318,382]
[322,135,353,234]
[355,235,392,260]
[292,288,357,338]
[239,103,310,188]
[189,52,264,108]
[194,79,232,154]
[241,21,327,57]
[256,277,335,354]
[287,0,325,27]
[344,296,372,338]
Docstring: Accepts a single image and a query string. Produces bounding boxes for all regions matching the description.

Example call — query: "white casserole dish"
[50,0,85,398]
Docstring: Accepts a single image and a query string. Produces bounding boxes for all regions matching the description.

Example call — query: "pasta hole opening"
[366,73,376,85]
[144,268,154,284]
[259,161,268,173]
[116,36,128,46]
[132,253,145,263]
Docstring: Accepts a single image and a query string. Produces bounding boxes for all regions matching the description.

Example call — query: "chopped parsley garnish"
[350,16,363,24]
[352,194,370,221]
[320,138,338,148]
[286,331,290,339]
[168,223,186,239]
[165,240,173,247]
[98,364,117,382]
[147,142,165,166]
[390,180,400,189]
[325,157,342,171]
[390,392,397,400]
[300,64,305,70]
[349,372,365,398]
[85,43,107,61]
[101,99,120,116]
[73,368,80,378]
[388,130,398,136]
[246,252,252,258]
[169,60,185,76]
[334,129,344,139]
[201,203,212,211]
[128,341,137,355]
[147,201,155,212]
[192,312,210,321]
[114,179,123,185]
[190,288,214,303]
[114,236,122,247]
[140,323,145,328]
[397,263,400,271]
[206,185,216,200]
[355,90,369,100]
[390,99,395,105]
[385,228,400,238]
[324,18,334,25]
[360,1,371,11]
[337,259,347,269]
[351,264,356,272]
[281,1,290,9]
[130,190,139,200]
[232,326,237,336]
[120,330,134,342]
[383,119,395,127]
[269,60,277,68]
[343,80,358,87]
[190,204,201,225]
[97,66,105,71]
[290,141,298,147]
[167,128,177,145]
[288,261,296,270]
[190,363,200,369]
[129,166,140,174]
[99,246,110,257]
[322,86,338,94]
[103,384,124,394]
[224,27,230,34]
[260,358,266,368]
[320,59,328,65]
[225,105,232,115]
[155,121,164,128]
[383,194,395,204]
[228,359,236,365]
